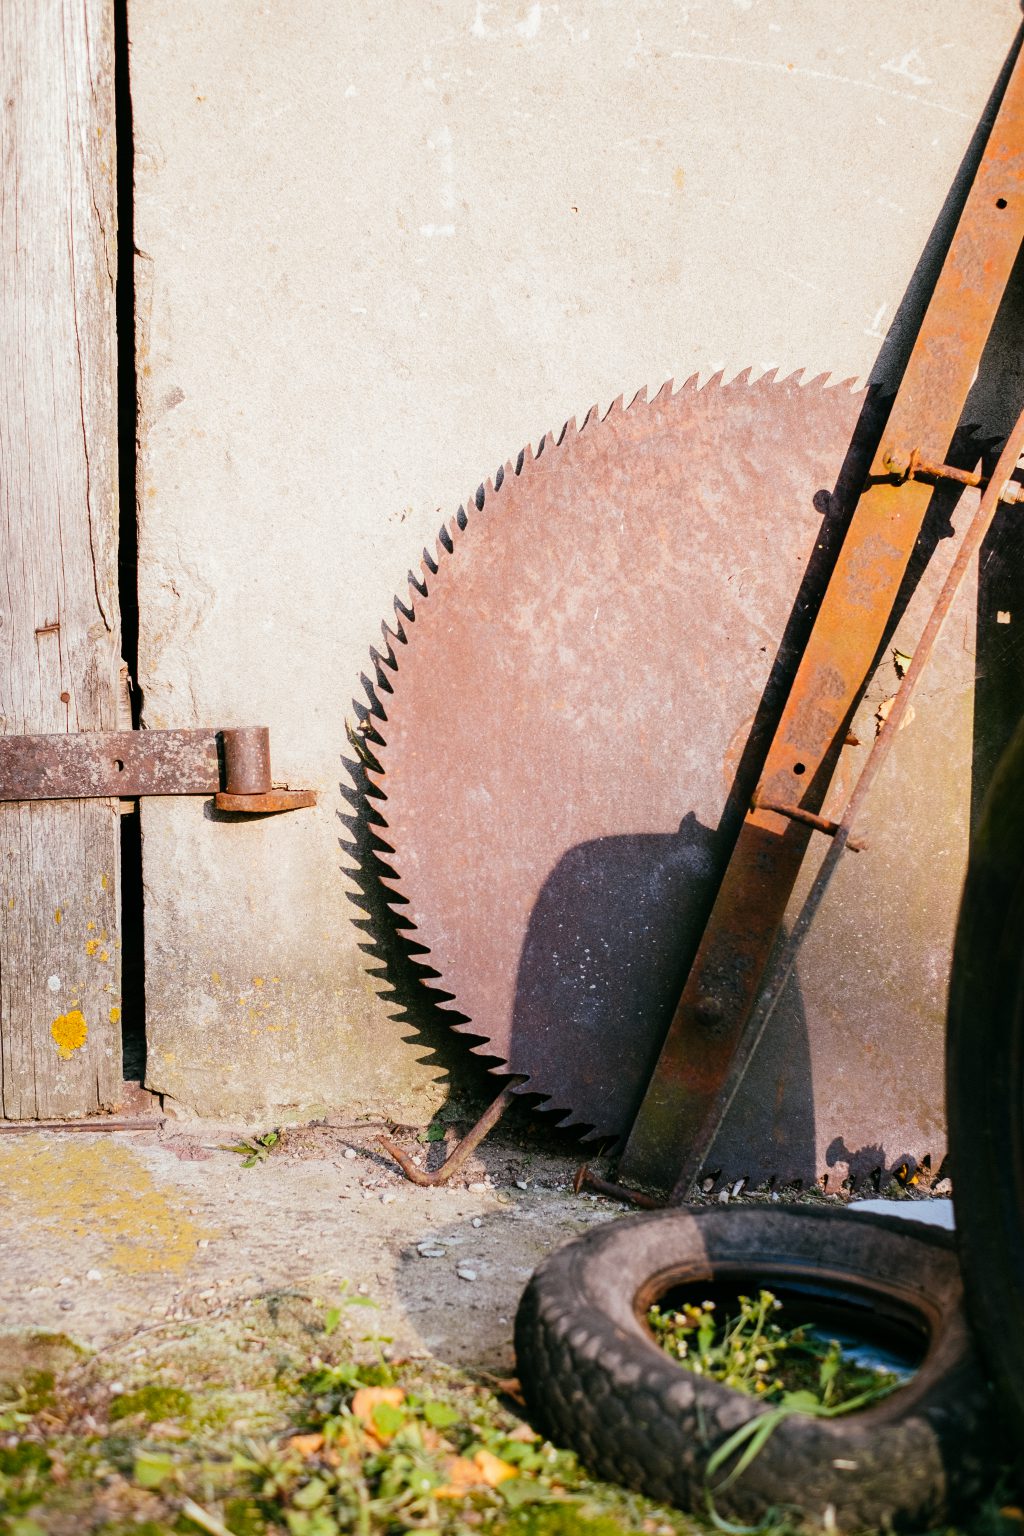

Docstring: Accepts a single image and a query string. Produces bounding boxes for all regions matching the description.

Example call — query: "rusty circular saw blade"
[366,369,868,1141]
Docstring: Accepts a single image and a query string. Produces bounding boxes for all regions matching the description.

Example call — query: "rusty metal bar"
[377,1080,522,1186]
[0,1116,166,1133]
[573,1164,664,1209]
[620,41,1024,1190]
[0,729,220,800]
[671,408,1024,1201]
[0,726,317,815]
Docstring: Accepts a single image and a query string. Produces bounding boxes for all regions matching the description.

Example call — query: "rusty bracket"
[0,726,316,816]
[883,445,1024,501]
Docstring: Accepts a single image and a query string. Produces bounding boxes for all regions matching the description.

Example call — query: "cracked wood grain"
[1,0,122,1117]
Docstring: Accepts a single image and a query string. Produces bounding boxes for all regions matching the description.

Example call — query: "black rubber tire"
[948,714,1024,1451]
[515,1205,995,1530]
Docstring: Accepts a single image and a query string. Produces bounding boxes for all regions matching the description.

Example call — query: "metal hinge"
[0,727,316,815]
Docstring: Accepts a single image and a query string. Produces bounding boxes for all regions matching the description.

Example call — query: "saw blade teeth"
[604,392,625,420]
[438,522,455,555]
[518,445,533,474]
[627,384,648,410]
[700,367,726,393]
[368,647,394,694]
[408,568,428,599]
[580,402,600,433]
[805,370,832,392]
[377,623,399,666]
[730,365,754,388]
[652,378,674,405]
[381,617,405,653]
[421,546,439,576]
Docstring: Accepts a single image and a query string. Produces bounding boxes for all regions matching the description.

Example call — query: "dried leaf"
[288,1432,325,1459]
[435,1456,481,1496]
[350,1385,405,1426]
[874,696,916,736]
[893,648,912,679]
[473,1448,518,1486]
[435,1448,518,1497]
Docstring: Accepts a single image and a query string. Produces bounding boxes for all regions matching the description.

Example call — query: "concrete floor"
[0,1114,953,1372]
[0,1118,618,1371]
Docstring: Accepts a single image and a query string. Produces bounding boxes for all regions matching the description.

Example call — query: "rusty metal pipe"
[220,727,273,795]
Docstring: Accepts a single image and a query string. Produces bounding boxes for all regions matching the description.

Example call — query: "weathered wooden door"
[0,0,123,1117]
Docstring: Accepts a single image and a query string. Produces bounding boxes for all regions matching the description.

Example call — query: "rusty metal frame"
[620,39,1024,1189]
[0,726,316,815]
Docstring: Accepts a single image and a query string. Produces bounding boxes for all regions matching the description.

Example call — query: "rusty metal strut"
[621,38,1024,1190]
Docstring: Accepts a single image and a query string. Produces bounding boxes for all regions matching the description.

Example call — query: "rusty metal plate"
[0,730,220,800]
[367,373,1024,1185]
[368,372,881,1145]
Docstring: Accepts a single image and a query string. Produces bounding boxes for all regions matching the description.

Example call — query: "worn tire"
[948,715,1024,1451]
[514,1205,994,1530]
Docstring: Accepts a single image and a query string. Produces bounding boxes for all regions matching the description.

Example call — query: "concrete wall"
[131,1,1023,1123]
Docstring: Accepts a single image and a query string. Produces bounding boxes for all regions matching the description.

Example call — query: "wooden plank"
[0,0,122,1117]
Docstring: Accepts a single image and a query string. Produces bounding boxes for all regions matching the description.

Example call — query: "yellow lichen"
[87,920,96,932]
[109,1006,121,1024]
[0,1136,213,1275]
[85,939,99,957]
[54,909,62,925]
[50,1009,88,1059]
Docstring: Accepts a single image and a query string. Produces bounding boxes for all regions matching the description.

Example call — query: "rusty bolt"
[695,995,726,1034]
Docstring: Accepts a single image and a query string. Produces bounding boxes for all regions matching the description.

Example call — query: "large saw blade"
[363,370,1004,1184]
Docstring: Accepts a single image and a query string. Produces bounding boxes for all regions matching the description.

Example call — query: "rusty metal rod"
[885,445,1024,502]
[0,1117,165,1133]
[671,408,1024,1203]
[754,799,867,852]
[573,1164,664,1208]
[377,1080,523,1186]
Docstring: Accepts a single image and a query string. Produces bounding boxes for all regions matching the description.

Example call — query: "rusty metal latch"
[0,726,316,815]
